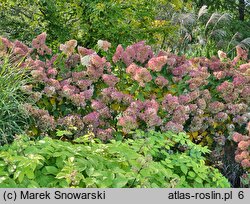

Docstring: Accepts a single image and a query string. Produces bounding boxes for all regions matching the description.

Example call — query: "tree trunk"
[238,0,245,21]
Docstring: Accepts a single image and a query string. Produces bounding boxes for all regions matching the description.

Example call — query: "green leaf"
[56,157,64,168]
[44,166,59,175]
[17,171,25,183]
[151,183,159,188]
[194,182,203,188]
[113,174,128,188]
[130,83,139,94]
[37,175,55,187]
[144,83,151,92]
[25,168,35,179]
[188,171,196,178]
[56,130,72,137]
[84,177,96,187]
[0,176,7,183]
[195,177,203,183]
[180,165,188,175]
[86,167,95,176]
[14,171,21,180]
[137,92,145,101]
[27,180,40,188]
[59,180,69,188]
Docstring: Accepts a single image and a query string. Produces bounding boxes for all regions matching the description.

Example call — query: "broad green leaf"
[44,166,59,175]
[180,165,188,175]
[112,174,128,188]
[195,177,203,183]
[56,130,72,137]
[25,168,35,179]
[188,171,196,178]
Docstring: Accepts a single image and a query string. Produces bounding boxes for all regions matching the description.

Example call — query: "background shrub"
[0,0,184,50]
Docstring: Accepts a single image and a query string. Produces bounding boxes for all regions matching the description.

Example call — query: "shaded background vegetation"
[0,0,181,49]
[1,0,250,56]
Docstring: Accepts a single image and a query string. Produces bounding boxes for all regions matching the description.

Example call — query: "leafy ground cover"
[0,131,230,188]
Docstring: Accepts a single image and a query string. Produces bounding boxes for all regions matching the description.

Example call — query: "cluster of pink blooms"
[0,37,13,54]
[96,128,114,141]
[60,40,77,56]
[97,40,111,51]
[112,41,153,65]
[102,74,120,87]
[217,50,228,60]
[0,37,33,63]
[172,63,189,77]
[187,67,210,90]
[78,46,95,56]
[147,56,168,72]
[23,103,55,131]
[233,130,250,169]
[214,112,228,123]
[118,99,162,133]
[100,87,133,105]
[161,121,184,133]
[162,94,180,113]
[3,33,249,162]
[117,115,138,134]
[208,101,225,114]
[125,63,152,87]
[83,54,107,80]
[140,99,162,128]
[133,68,152,87]
[13,40,31,58]
[57,114,84,129]
[32,32,51,56]
[233,46,248,65]
[154,76,168,88]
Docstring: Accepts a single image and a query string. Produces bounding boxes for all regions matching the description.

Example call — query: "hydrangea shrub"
[0,33,249,180]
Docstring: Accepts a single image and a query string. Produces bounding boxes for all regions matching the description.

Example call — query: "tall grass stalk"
[0,54,31,145]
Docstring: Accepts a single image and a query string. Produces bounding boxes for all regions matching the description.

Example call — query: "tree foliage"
[0,0,184,49]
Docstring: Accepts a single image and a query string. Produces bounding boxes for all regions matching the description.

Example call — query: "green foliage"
[0,49,31,145]
[0,0,183,50]
[0,131,230,188]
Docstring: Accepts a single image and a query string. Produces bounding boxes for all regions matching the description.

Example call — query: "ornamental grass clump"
[0,38,31,145]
